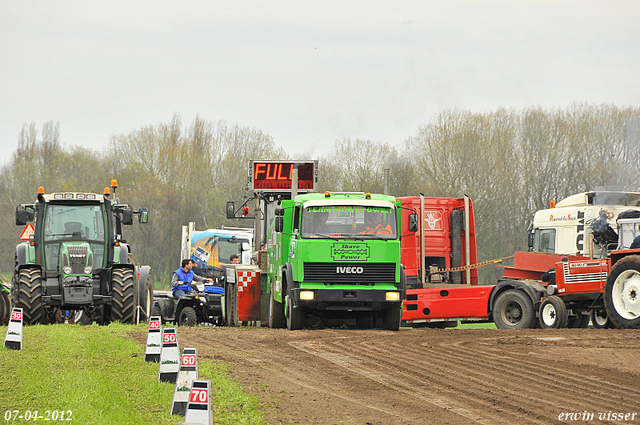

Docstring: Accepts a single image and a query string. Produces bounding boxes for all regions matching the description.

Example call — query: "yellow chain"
[428,256,515,275]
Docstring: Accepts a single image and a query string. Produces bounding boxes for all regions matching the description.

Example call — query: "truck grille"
[68,246,88,274]
[303,262,396,284]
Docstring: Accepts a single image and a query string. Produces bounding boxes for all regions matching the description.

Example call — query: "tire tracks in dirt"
[143,327,640,425]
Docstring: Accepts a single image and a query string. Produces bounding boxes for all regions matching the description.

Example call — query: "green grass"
[457,322,497,329]
[0,323,265,424]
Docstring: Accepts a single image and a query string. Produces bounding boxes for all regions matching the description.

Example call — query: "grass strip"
[0,323,265,424]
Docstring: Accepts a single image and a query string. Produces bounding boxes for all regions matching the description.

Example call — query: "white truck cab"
[529,191,640,258]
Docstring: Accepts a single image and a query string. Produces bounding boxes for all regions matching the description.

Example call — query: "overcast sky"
[1,0,639,165]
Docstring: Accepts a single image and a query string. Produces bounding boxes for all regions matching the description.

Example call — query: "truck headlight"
[84,266,93,274]
[63,266,72,274]
[385,291,400,301]
[299,290,315,301]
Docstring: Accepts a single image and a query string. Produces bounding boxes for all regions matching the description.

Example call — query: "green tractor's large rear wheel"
[111,268,135,324]
[12,268,44,325]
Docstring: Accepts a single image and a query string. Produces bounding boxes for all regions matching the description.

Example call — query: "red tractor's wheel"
[539,296,567,329]
[590,308,613,329]
[567,311,590,328]
[604,255,640,329]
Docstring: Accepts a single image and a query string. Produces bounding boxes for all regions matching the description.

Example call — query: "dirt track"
[132,327,640,424]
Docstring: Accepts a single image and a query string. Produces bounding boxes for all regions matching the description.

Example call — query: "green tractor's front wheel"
[12,268,44,325]
[111,268,135,324]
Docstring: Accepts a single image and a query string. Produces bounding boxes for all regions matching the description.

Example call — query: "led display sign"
[250,160,317,192]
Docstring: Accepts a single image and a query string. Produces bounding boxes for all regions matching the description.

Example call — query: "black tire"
[286,292,305,330]
[111,268,135,324]
[268,280,286,328]
[13,268,44,325]
[567,311,590,328]
[382,305,402,331]
[136,267,153,322]
[590,308,613,329]
[0,289,11,326]
[492,289,536,329]
[178,306,198,326]
[538,296,567,329]
[356,315,374,329]
[604,255,640,329]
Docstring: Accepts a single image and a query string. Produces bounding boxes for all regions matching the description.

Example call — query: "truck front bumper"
[291,288,401,311]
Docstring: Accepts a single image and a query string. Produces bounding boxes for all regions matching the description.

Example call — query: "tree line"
[1,103,639,285]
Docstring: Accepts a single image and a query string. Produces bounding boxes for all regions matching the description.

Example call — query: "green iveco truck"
[267,191,417,330]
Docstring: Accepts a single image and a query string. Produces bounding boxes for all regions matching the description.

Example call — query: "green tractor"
[13,180,152,325]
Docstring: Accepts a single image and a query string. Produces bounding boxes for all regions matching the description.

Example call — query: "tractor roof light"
[38,186,45,194]
[365,193,371,199]
[111,179,118,189]
[104,187,111,196]
[325,191,331,198]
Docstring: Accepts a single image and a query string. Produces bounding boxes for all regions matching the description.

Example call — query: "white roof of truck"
[555,191,640,208]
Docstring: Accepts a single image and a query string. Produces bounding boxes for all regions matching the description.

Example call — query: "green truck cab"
[266,191,416,330]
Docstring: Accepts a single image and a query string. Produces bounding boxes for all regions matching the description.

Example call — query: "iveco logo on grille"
[336,266,364,274]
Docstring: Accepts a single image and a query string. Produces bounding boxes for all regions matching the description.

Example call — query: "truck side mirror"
[226,201,235,219]
[275,207,285,216]
[527,231,535,251]
[275,217,283,233]
[408,213,419,233]
[122,208,133,225]
[138,208,148,224]
[15,209,28,226]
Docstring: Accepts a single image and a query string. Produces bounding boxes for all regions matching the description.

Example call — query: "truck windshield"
[300,205,397,240]
[42,204,106,270]
[218,238,250,264]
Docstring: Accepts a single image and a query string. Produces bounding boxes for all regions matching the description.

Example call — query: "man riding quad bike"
[152,259,225,326]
